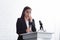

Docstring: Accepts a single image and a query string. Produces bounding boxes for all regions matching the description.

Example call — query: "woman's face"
[24,9,31,18]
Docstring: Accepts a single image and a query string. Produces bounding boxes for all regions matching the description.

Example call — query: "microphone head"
[39,20,42,25]
[39,20,40,23]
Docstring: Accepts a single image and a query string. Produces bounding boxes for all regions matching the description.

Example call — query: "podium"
[20,32,53,40]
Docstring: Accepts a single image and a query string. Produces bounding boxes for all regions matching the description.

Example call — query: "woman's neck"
[24,17,29,21]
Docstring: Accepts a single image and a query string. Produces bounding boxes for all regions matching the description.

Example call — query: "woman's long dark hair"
[21,6,31,19]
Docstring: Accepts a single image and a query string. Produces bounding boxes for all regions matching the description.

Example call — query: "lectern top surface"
[20,31,53,35]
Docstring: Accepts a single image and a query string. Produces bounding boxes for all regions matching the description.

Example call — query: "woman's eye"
[26,11,28,13]
[25,11,29,14]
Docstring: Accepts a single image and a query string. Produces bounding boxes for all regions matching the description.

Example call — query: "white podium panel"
[37,32,52,40]
[20,32,53,40]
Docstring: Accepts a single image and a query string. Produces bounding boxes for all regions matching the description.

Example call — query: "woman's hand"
[29,14,32,22]
[26,27,31,33]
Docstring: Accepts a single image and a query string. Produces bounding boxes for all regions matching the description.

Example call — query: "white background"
[0,0,60,40]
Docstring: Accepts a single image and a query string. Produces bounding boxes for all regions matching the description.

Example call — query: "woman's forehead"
[26,9,31,11]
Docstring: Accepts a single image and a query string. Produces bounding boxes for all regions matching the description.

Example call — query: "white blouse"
[25,20,32,31]
[25,20,29,28]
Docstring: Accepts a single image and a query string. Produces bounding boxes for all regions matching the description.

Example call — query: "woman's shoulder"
[17,18,23,21]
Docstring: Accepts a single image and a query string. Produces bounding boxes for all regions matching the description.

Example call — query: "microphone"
[39,20,44,30]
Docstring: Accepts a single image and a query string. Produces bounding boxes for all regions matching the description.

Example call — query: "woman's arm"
[29,19,36,32]
[16,18,26,34]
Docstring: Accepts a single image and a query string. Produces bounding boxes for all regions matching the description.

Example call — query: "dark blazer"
[16,18,36,40]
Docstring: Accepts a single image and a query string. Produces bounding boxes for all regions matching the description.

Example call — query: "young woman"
[16,6,36,40]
